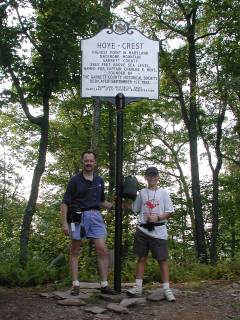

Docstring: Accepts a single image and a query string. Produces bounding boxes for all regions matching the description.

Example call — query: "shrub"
[0,260,66,287]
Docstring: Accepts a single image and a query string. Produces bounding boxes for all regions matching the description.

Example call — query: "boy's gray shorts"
[133,228,168,261]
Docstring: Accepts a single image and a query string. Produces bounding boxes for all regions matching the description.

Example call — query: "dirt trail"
[0,280,240,320]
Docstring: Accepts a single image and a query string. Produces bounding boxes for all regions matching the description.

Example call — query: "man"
[126,166,176,302]
[61,151,115,295]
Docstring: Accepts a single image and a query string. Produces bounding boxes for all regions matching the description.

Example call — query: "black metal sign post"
[114,93,125,293]
[80,20,159,295]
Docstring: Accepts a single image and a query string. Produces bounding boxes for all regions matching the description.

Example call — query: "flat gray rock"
[106,303,129,314]
[147,288,165,301]
[84,306,107,314]
[39,292,55,298]
[120,297,147,307]
[98,293,124,302]
[57,298,87,306]
[53,290,90,300]
[78,288,99,293]
[94,315,112,319]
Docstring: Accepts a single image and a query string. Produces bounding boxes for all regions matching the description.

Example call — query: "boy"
[127,166,176,302]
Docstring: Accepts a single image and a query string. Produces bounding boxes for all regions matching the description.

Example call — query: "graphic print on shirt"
[143,194,160,219]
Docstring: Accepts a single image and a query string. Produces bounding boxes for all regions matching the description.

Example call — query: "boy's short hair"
[145,166,159,176]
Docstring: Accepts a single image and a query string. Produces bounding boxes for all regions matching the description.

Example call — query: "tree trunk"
[209,103,225,264]
[19,100,49,266]
[188,126,207,262]
[209,171,220,264]
[186,17,207,262]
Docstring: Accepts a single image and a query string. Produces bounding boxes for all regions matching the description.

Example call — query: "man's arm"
[100,200,113,210]
[60,203,69,236]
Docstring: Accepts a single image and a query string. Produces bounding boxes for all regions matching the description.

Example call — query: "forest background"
[0,0,240,288]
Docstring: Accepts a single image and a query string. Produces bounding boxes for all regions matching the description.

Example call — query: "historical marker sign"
[81,20,159,100]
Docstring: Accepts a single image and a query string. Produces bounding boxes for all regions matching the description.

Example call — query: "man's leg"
[93,238,116,294]
[93,238,109,281]
[69,239,81,295]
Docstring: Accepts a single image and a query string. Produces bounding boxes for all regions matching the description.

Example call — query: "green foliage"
[0,0,240,287]
[0,260,64,287]
[170,260,240,283]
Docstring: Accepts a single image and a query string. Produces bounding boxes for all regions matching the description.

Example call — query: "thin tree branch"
[195,29,221,42]
[14,3,41,52]
[7,64,42,125]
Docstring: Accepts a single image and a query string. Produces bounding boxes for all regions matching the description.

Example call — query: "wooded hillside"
[0,0,239,285]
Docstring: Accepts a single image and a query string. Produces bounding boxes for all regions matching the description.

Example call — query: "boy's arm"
[122,191,141,212]
[147,212,171,223]
[122,199,133,210]
[148,191,174,223]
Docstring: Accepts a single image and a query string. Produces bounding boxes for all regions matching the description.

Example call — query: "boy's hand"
[122,199,132,209]
[147,214,158,223]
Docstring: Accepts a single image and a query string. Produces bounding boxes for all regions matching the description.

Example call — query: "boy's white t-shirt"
[132,188,174,240]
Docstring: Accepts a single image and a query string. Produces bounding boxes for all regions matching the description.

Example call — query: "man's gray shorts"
[70,210,107,240]
[133,228,168,261]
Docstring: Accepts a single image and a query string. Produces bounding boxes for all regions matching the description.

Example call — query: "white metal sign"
[81,21,159,100]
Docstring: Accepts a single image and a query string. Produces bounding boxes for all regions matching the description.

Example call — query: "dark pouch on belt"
[80,225,86,238]
[146,222,155,231]
[67,206,82,223]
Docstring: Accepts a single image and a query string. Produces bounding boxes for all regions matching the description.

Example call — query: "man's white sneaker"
[164,288,176,302]
[126,285,143,297]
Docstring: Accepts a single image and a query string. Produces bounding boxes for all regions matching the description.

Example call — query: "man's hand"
[62,222,69,236]
[100,200,113,210]
[60,203,69,235]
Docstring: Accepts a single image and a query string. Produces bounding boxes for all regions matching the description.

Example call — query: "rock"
[94,314,112,319]
[84,306,107,314]
[78,288,99,294]
[147,288,165,301]
[52,290,90,300]
[120,297,147,307]
[39,292,55,298]
[98,293,124,302]
[106,303,129,314]
[231,283,240,289]
[57,298,87,306]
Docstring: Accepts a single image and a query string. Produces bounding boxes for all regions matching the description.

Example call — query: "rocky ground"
[0,280,240,320]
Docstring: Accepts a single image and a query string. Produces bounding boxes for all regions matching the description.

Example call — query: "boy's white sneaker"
[126,285,143,297]
[164,288,176,302]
